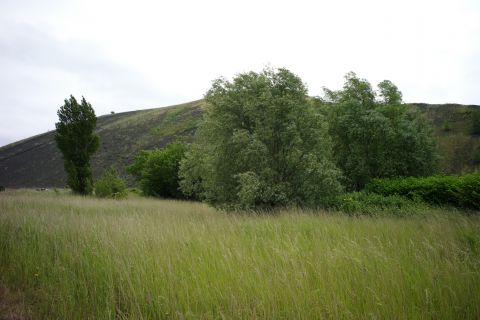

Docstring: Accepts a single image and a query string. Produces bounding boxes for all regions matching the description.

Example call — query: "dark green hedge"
[333,192,426,216]
[365,173,480,209]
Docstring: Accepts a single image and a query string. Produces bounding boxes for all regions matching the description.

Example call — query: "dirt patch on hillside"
[0,286,31,320]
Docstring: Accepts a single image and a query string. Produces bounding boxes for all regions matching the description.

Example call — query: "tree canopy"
[323,72,438,190]
[179,68,342,209]
[55,95,99,194]
[127,141,188,198]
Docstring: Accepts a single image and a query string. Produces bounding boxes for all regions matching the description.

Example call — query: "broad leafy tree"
[127,141,188,198]
[323,72,438,190]
[180,68,342,209]
[55,95,99,194]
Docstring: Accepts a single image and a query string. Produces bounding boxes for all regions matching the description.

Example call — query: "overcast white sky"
[1,0,479,146]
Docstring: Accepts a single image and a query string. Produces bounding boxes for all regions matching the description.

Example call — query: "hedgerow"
[365,173,480,209]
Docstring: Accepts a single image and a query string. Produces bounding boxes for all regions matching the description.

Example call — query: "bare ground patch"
[0,286,31,320]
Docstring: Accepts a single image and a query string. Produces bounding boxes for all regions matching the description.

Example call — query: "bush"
[365,173,480,209]
[127,141,188,198]
[94,168,127,198]
[332,192,426,216]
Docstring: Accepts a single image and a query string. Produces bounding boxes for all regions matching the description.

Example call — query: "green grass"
[1,190,479,319]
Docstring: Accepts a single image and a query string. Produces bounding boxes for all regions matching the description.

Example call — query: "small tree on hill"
[55,95,99,195]
[179,68,343,210]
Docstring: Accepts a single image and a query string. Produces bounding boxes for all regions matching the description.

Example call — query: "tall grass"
[1,190,479,319]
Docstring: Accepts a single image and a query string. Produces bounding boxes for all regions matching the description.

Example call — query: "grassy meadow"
[0,190,479,319]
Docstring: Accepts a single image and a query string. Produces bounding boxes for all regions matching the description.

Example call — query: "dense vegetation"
[1,190,479,319]
[180,68,343,209]
[55,95,99,194]
[323,72,438,190]
[127,141,187,198]
[94,167,127,198]
[174,68,439,210]
[366,173,480,209]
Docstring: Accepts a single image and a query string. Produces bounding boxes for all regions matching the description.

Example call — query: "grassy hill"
[0,101,479,188]
[0,100,204,188]
[412,103,480,173]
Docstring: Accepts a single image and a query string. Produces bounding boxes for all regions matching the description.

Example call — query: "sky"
[1,0,479,147]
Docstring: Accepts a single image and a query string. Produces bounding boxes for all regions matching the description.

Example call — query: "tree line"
[55,68,439,209]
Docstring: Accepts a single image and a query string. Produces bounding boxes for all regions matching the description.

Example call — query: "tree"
[55,95,99,194]
[179,68,342,210]
[324,72,438,190]
[127,141,188,198]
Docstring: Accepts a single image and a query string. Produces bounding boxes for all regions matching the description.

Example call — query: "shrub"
[127,141,188,198]
[94,167,127,198]
[333,192,426,216]
[365,173,480,209]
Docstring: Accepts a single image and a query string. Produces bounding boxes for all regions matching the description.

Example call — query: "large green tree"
[179,68,342,210]
[323,72,438,190]
[55,95,99,194]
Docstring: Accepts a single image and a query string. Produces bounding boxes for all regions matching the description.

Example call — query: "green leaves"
[94,167,127,198]
[127,141,188,198]
[179,67,342,210]
[55,95,99,195]
[365,173,480,209]
[325,73,438,190]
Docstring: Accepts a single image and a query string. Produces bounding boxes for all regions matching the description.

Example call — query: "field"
[1,190,479,319]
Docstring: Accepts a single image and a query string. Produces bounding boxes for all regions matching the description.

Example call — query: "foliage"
[333,191,428,216]
[323,72,438,190]
[365,173,480,209]
[127,141,188,198]
[179,68,343,210]
[94,167,127,198]
[55,95,99,195]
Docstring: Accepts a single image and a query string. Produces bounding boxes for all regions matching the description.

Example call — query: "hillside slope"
[0,101,479,188]
[0,100,204,188]
[412,103,480,174]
